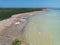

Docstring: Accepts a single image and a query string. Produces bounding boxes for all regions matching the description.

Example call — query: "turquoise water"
[24,10,60,45]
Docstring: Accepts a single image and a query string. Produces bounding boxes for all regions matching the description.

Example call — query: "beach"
[0,10,45,45]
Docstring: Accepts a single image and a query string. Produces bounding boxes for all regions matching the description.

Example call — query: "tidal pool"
[24,10,60,45]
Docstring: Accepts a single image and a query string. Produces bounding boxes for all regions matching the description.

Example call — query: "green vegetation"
[0,8,44,20]
[12,39,22,45]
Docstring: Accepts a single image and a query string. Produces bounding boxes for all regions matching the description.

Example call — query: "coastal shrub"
[0,8,44,20]
[12,39,22,45]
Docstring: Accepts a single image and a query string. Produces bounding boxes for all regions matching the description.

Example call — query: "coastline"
[0,10,46,31]
[0,10,47,45]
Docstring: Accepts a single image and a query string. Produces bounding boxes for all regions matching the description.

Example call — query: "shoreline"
[0,10,46,31]
[0,10,47,45]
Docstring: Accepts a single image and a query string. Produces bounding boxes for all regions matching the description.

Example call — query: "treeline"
[0,8,44,20]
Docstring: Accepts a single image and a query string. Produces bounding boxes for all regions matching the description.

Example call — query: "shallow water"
[24,9,60,45]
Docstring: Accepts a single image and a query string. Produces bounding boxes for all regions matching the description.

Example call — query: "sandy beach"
[0,10,46,45]
[0,10,44,31]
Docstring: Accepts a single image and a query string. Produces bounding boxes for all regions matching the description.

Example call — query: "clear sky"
[0,0,60,8]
